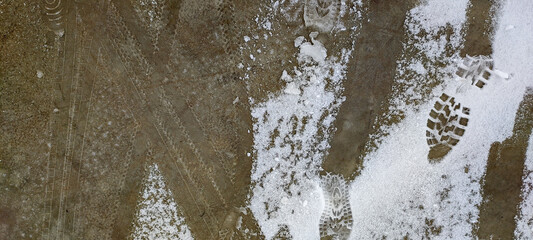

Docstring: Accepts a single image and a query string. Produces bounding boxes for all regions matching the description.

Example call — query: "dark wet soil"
[461,0,498,57]
[2,0,262,239]
[323,0,416,180]
[458,0,533,237]
[477,89,533,239]
[1,0,531,239]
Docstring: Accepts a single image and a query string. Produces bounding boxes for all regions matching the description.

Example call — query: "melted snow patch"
[131,163,193,240]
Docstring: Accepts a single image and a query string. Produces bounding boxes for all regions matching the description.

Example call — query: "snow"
[283,82,301,95]
[101,0,533,238]
[131,164,193,240]
[347,0,533,238]
[494,0,533,238]
[298,32,327,64]
[249,0,533,238]
[249,30,352,238]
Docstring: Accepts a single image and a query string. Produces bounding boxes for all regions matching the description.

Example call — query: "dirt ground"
[1,0,531,239]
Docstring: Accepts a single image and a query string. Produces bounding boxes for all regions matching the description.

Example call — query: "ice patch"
[298,32,327,64]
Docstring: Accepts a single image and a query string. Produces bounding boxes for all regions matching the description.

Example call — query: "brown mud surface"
[1,0,532,239]
[2,0,263,239]
[477,89,533,239]
[323,0,416,180]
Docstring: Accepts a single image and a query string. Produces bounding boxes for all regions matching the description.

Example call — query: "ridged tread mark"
[42,0,81,238]
[166,72,238,185]
[129,0,168,51]
[43,0,65,36]
[167,0,256,235]
[70,38,98,238]
[105,2,154,77]
[106,1,231,207]
[99,32,220,238]
[92,43,187,239]
[273,224,293,240]
[104,1,255,237]
[216,0,253,184]
[455,55,494,90]
[156,88,229,208]
[105,121,141,240]
[165,66,243,186]
[57,14,95,238]
[304,0,341,33]
[94,45,144,240]
[96,39,219,238]
[42,0,66,233]
[426,93,470,162]
[319,174,353,239]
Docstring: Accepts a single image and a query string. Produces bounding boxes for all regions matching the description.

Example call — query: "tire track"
[104,0,258,237]
[98,34,219,238]
[43,0,76,237]
[324,0,417,179]
[477,89,533,238]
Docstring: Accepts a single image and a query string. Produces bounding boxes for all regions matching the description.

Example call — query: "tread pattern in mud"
[319,174,353,239]
[304,0,340,33]
[455,55,494,89]
[43,0,65,35]
[273,224,293,240]
[426,93,470,160]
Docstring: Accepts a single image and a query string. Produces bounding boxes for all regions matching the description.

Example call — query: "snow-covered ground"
[131,164,193,240]
[130,0,533,239]
[249,0,533,239]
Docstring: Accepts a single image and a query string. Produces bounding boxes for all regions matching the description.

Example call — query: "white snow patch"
[131,163,193,240]
[495,0,533,238]
[284,82,301,95]
[347,0,533,238]
[250,32,351,238]
[294,36,305,48]
[298,32,327,64]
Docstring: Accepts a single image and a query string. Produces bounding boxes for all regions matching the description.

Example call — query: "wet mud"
[2,0,263,239]
[323,0,416,179]
[477,89,533,239]
[1,0,532,239]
